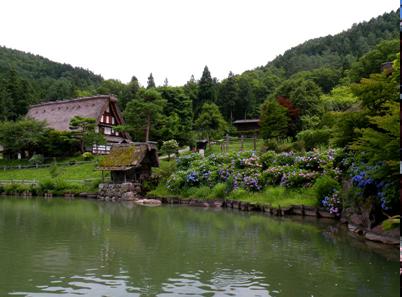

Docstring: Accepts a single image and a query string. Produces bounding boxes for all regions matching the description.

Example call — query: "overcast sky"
[0,0,397,86]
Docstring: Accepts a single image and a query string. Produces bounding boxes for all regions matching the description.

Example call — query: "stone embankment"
[98,182,142,201]
[97,183,161,205]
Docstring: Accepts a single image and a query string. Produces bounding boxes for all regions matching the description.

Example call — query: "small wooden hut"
[97,143,159,183]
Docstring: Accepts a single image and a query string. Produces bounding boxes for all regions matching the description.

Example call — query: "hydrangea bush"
[167,149,342,195]
[347,162,396,212]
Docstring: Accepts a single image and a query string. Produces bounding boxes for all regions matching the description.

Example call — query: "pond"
[0,197,399,297]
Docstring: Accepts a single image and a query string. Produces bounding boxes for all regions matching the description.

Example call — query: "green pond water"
[0,197,399,297]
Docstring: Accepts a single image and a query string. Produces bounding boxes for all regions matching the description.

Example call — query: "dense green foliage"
[195,103,227,141]
[259,99,289,139]
[266,10,399,77]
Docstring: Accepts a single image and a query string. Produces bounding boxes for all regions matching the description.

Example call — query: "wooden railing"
[0,178,106,185]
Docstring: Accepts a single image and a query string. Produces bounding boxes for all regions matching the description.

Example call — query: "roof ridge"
[29,94,117,108]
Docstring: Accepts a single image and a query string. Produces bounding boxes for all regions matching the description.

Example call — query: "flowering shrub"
[322,191,341,216]
[217,168,231,182]
[186,171,199,186]
[260,151,277,169]
[263,165,292,185]
[280,169,318,188]
[243,155,261,168]
[275,152,296,166]
[348,163,395,211]
[242,174,262,191]
[176,153,202,170]
[295,151,328,171]
[166,171,186,192]
[168,149,340,194]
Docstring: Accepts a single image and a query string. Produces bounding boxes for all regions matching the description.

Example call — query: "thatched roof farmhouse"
[26,95,131,154]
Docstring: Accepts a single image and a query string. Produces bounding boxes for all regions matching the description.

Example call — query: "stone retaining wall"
[98,182,142,201]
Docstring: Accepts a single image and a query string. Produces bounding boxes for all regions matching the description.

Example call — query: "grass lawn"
[0,162,107,183]
[207,138,264,154]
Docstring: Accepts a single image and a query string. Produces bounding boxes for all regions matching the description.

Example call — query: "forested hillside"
[0,46,103,120]
[265,10,399,77]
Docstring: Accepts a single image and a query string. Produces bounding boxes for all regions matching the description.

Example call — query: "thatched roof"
[97,143,159,171]
[26,95,123,131]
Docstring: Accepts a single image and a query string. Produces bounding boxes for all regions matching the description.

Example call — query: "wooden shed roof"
[26,95,122,131]
[97,143,159,171]
[233,119,260,124]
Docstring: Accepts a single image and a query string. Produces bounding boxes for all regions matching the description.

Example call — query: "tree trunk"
[145,114,151,142]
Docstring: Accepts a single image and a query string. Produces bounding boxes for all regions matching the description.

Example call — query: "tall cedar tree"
[218,71,239,121]
[147,73,156,89]
[195,66,216,115]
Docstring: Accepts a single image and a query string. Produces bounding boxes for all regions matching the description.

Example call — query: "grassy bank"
[0,157,110,195]
[148,184,317,208]
[0,162,105,182]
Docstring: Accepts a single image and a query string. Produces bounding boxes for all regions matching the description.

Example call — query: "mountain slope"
[264,10,399,77]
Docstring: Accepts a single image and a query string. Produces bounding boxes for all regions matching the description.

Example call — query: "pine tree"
[195,66,216,115]
[147,73,156,89]
[218,71,239,121]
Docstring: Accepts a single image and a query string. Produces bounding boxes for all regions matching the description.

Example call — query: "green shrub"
[260,151,277,169]
[3,184,21,194]
[312,175,340,201]
[296,128,332,150]
[2,183,33,194]
[263,139,279,152]
[29,154,44,165]
[38,179,82,195]
[39,179,56,193]
[210,183,227,199]
[49,162,61,178]
[82,152,94,160]
[230,188,248,200]
[184,186,211,199]
[153,160,177,182]
[160,140,179,160]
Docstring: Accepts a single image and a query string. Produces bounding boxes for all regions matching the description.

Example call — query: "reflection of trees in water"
[0,198,399,297]
[99,203,398,296]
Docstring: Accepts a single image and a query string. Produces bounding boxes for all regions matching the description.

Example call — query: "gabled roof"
[97,143,159,171]
[26,95,122,131]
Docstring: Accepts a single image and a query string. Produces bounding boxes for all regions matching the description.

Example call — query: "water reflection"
[0,198,399,297]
